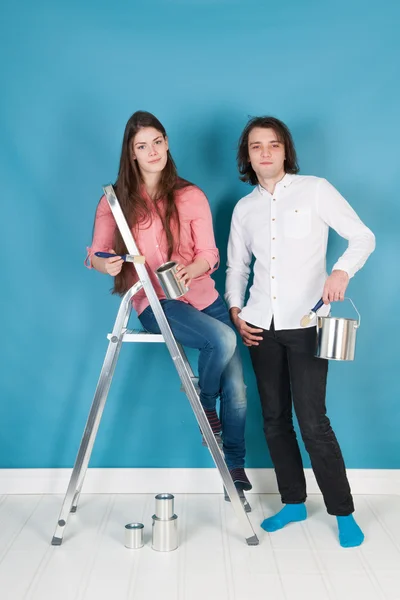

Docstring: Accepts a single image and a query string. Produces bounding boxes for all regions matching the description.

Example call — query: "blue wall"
[1,0,399,469]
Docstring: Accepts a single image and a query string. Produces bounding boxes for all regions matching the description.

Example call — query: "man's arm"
[316,178,376,303]
[225,205,263,345]
[225,205,252,309]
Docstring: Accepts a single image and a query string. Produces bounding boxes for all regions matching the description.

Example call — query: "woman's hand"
[104,249,124,277]
[175,263,196,287]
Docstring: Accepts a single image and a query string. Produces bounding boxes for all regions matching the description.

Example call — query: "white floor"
[0,493,399,600]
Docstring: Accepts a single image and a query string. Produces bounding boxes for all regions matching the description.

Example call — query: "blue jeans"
[138,296,247,469]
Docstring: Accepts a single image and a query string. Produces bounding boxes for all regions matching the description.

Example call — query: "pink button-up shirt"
[85,185,220,315]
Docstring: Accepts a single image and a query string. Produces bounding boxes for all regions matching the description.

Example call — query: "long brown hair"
[110,111,191,295]
[237,116,299,185]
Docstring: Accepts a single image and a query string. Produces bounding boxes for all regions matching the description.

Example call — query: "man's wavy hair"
[237,116,299,185]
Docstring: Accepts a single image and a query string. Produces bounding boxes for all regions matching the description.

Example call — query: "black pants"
[249,320,354,516]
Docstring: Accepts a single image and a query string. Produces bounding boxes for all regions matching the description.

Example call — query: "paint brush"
[94,251,146,264]
[300,298,324,327]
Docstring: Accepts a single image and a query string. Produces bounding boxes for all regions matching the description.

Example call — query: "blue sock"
[336,515,364,548]
[261,503,307,532]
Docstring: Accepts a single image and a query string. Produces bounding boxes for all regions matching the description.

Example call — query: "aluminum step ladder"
[51,184,259,547]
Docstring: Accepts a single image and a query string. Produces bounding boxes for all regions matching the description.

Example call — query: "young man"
[225,116,375,547]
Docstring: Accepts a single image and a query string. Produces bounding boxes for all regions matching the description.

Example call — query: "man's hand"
[230,307,263,347]
[322,269,349,304]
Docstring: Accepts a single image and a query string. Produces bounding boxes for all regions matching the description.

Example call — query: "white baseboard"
[0,468,399,495]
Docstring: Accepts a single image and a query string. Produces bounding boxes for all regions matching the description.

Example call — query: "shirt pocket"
[283,208,311,239]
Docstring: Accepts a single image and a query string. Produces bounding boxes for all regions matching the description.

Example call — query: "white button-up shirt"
[225,174,375,330]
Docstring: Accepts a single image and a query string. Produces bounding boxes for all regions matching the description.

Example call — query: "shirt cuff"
[195,250,220,275]
[84,246,94,269]
[331,260,352,278]
[224,292,244,310]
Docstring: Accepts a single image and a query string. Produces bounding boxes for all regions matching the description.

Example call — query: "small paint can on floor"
[124,522,144,549]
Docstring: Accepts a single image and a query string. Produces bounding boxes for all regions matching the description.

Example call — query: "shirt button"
[272,218,276,221]
[272,237,276,240]
[272,276,275,279]
[273,199,276,201]
[273,296,277,299]
[272,257,276,260]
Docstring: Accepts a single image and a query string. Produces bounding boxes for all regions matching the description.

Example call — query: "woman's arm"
[175,257,210,286]
[85,196,123,277]
[176,188,220,286]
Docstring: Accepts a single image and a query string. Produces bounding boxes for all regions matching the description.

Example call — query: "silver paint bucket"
[155,261,189,299]
[316,298,361,361]
[151,493,178,552]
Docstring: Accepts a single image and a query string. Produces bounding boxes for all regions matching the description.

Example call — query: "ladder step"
[180,377,199,393]
[107,329,164,343]
[107,330,199,385]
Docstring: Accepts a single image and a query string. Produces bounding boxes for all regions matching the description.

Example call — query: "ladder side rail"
[103,185,258,545]
[51,282,141,544]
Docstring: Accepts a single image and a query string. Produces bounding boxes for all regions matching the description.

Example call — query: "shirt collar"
[281,173,295,188]
[258,173,295,195]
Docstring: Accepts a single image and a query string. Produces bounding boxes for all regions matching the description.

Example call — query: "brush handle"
[311,298,324,313]
[94,251,145,264]
[95,251,127,260]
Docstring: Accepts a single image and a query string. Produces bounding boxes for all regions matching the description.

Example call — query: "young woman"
[85,111,251,492]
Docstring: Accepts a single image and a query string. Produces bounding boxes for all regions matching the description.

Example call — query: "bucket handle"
[345,297,361,328]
